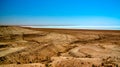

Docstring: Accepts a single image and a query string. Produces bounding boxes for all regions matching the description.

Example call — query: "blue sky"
[0,0,120,29]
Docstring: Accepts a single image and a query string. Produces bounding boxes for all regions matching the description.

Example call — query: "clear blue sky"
[0,0,120,28]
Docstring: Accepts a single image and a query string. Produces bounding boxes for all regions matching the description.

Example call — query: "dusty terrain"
[0,26,120,67]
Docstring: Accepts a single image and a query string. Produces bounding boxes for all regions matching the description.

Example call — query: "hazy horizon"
[20,26,120,30]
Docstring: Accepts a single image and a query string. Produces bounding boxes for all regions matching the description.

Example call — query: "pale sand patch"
[0,63,45,67]
[0,47,25,57]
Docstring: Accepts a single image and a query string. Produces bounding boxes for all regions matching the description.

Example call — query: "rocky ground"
[0,26,120,67]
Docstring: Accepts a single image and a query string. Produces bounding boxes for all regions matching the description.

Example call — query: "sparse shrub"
[81,62,84,64]
[85,54,92,58]
[0,57,6,62]
[57,52,62,56]
[116,64,118,67]
[101,63,104,66]
[17,62,20,64]
[45,63,49,67]
[92,64,96,67]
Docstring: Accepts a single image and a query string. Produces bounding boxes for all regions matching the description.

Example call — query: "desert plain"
[0,26,120,67]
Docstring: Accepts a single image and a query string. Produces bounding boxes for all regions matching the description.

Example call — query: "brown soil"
[0,26,120,67]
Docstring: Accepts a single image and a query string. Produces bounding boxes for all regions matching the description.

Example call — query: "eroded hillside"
[0,26,120,67]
